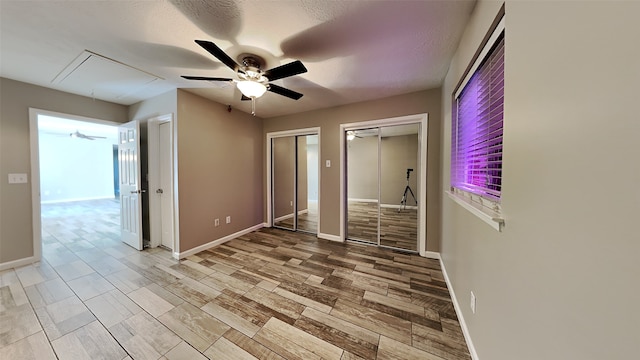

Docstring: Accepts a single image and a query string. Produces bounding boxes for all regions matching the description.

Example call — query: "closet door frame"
[267,127,321,236]
[340,113,428,256]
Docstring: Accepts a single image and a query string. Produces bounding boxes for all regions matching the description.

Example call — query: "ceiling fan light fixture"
[237,80,267,98]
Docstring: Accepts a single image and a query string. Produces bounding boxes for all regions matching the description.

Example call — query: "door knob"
[156,189,164,194]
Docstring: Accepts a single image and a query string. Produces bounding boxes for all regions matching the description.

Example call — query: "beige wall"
[348,134,419,205]
[176,90,263,252]
[264,89,441,251]
[440,1,640,359]
[129,89,177,122]
[0,78,128,264]
[381,134,418,206]
[347,135,379,201]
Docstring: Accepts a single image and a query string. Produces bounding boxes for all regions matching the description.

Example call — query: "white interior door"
[118,120,143,250]
[159,121,174,249]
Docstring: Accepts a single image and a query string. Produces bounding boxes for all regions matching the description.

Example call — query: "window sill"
[446,191,504,232]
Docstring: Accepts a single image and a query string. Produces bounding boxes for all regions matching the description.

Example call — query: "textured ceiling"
[0,0,476,118]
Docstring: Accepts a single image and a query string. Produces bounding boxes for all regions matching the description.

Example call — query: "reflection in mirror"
[297,135,318,233]
[347,128,379,244]
[273,137,295,230]
[379,124,419,251]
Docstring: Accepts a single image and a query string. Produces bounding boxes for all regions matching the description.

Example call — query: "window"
[451,13,505,215]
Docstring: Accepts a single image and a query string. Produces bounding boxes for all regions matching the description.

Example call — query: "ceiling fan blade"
[263,60,307,81]
[181,76,234,82]
[267,84,303,100]
[70,130,107,140]
[194,40,240,72]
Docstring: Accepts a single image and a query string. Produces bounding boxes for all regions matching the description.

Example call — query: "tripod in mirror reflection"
[399,168,417,212]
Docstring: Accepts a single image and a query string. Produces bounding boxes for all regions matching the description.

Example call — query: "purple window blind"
[452,32,504,200]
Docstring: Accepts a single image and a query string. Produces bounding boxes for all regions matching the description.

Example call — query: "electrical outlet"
[226,216,231,224]
[8,173,28,184]
[470,291,477,314]
[214,218,220,227]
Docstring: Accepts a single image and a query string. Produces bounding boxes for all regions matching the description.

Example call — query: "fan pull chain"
[251,97,256,116]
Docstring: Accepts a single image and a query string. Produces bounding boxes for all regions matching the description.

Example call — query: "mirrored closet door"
[346,128,379,245]
[272,134,318,234]
[346,123,420,252]
[273,137,295,230]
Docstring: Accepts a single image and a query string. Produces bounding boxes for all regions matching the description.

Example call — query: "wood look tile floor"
[347,201,418,251]
[0,199,470,360]
[274,201,318,234]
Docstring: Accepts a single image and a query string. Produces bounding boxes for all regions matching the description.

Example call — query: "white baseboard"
[347,200,417,210]
[0,256,38,271]
[177,223,266,259]
[424,251,441,259]
[274,213,293,222]
[318,232,342,242]
[380,203,418,210]
[439,257,479,360]
[347,198,378,203]
[274,209,309,222]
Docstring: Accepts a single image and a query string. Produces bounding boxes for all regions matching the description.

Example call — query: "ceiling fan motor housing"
[237,55,268,84]
[238,54,265,70]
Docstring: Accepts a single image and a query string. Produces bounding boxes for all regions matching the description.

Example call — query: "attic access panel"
[52,50,162,103]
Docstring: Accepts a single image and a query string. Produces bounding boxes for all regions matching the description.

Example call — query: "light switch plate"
[325,160,331,167]
[8,173,28,184]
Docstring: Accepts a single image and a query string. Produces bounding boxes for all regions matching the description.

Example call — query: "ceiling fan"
[181,40,308,116]
[70,130,106,140]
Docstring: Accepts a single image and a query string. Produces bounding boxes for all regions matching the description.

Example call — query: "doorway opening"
[29,108,130,264]
[267,128,320,236]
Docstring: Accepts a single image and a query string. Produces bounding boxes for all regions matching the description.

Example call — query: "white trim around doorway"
[266,127,321,238]
[340,113,429,256]
[147,113,179,257]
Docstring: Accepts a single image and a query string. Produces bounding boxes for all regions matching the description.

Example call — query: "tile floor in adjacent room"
[0,199,471,359]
